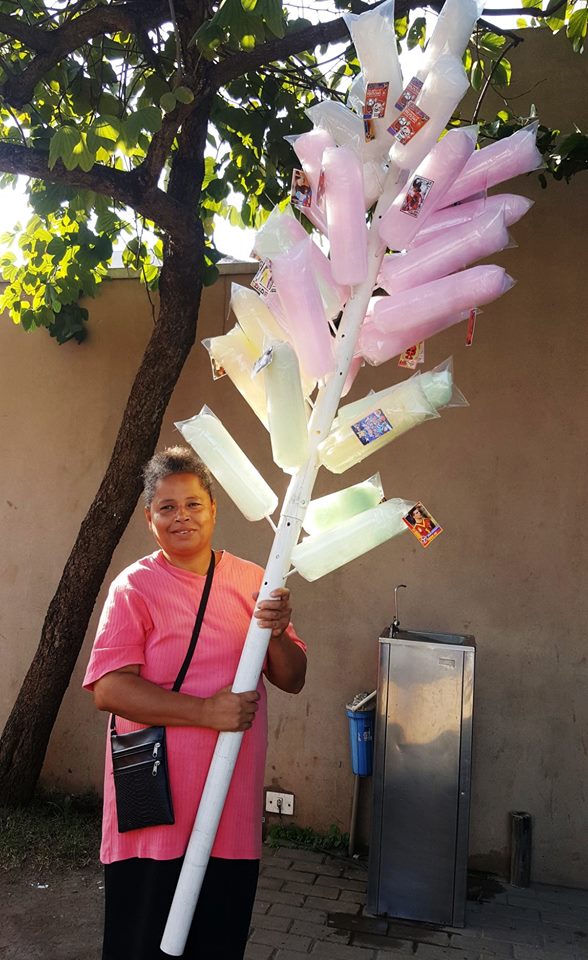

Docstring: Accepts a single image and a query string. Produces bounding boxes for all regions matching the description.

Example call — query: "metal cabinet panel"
[368,634,475,927]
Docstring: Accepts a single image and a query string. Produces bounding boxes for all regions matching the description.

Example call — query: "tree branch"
[0,140,194,240]
[0,0,171,108]
[471,38,518,122]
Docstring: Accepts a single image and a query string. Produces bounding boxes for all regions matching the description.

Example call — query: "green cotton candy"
[303,474,384,536]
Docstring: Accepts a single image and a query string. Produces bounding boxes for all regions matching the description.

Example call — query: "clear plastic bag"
[417,356,469,409]
[440,123,543,208]
[271,237,336,383]
[203,325,268,426]
[358,265,515,365]
[264,342,309,474]
[175,406,278,522]
[417,0,485,80]
[379,206,510,295]
[318,376,439,474]
[411,193,533,246]
[323,146,368,286]
[292,498,414,581]
[380,126,476,249]
[302,473,384,536]
[389,55,469,171]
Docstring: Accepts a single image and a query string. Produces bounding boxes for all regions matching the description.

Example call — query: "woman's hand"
[204,686,260,732]
[253,587,292,638]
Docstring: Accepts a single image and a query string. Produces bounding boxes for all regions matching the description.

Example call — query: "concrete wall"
[1,28,587,887]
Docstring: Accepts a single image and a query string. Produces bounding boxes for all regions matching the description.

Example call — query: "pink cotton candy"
[440,125,543,208]
[323,145,368,286]
[379,127,476,249]
[379,207,510,295]
[253,208,350,320]
[411,193,534,246]
[358,264,514,365]
[272,237,335,382]
[292,127,335,234]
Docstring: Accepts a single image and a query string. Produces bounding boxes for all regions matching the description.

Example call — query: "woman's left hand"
[253,588,292,638]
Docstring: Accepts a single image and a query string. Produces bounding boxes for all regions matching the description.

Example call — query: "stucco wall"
[1,27,586,887]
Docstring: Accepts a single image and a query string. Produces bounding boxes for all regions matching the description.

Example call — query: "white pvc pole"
[161,164,404,957]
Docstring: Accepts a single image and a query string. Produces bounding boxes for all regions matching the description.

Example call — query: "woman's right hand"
[203,686,260,731]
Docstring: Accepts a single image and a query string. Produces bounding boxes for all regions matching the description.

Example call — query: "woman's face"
[145,473,216,571]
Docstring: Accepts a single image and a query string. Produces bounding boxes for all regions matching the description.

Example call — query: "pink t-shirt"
[83,550,305,864]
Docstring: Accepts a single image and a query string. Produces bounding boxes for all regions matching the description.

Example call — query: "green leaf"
[407,16,427,50]
[471,60,484,91]
[160,91,177,113]
[567,7,588,52]
[48,126,81,171]
[492,59,512,86]
[174,86,194,105]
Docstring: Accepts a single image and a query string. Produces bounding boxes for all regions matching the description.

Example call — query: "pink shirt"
[83,550,305,864]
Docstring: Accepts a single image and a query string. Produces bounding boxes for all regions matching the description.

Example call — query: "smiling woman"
[82,446,306,960]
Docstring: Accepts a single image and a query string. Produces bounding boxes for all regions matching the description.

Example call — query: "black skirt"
[102,856,259,960]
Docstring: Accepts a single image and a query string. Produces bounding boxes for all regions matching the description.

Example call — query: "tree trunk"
[0,98,212,807]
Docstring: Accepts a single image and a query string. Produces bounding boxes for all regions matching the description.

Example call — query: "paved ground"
[246,846,588,960]
[2,846,586,959]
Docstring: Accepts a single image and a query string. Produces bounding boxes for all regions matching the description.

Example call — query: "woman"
[83,446,307,960]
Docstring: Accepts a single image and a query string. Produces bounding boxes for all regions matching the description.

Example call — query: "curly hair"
[142,446,214,507]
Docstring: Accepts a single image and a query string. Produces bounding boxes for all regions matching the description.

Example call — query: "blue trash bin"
[346,706,375,777]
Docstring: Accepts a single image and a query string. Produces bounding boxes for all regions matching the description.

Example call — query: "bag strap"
[110,550,216,734]
[172,549,216,692]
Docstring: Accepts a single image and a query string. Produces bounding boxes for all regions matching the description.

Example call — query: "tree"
[0,0,585,807]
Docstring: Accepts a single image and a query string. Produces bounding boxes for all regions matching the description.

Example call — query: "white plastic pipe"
[161,163,405,957]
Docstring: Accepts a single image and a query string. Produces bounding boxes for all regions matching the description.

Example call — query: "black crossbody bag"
[110,552,215,834]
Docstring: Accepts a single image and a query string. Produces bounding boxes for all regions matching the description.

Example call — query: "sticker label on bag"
[291,168,312,209]
[316,168,325,208]
[364,117,376,142]
[363,81,389,119]
[400,175,434,218]
[388,102,430,144]
[466,308,477,346]
[252,347,273,376]
[209,356,227,380]
[394,76,424,112]
[351,409,393,445]
[402,501,443,548]
[398,341,425,369]
[251,259,277,297]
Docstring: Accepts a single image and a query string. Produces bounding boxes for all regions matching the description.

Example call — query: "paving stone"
[318,875,368,893]
[281,848,327,864]
[290,918,351,943]
[309,940,377,958]
[282,881,341,900]
[306,896,363,914]
[263,867,320,885]
[262,850,295,867]
[253,899,272,915]
[295,861,345,878]
[252,913,293,933]
[269,902,329,924]
[455,935,515,957]
[258,888,306,907]
[249,926,313,952]
[341,888,367,902]
[244,942,275,960]
[328,914,389,937]
[258,874,286,891]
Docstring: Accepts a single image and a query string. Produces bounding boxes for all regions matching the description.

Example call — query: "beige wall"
[1,28,587,887]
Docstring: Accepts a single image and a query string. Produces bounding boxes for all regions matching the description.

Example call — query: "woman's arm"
[255,588,307,694]
[93,665,260,732]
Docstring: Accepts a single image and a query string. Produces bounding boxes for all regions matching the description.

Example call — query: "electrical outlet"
[265,790,294,815]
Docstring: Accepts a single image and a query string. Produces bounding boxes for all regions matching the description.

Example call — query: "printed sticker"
[465,308,477,346]
[252,346,273,377]
[402,501,443,548]
[251,259,276,297]
[363,81,389,119]
[388,102,430,144]
[209,357,226,380]
[398,341,425,369]
[400,175,435,218]
[364,117,376,142]
[394,76,424,112]
[291,168,312,209]
[351,409,393,446]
